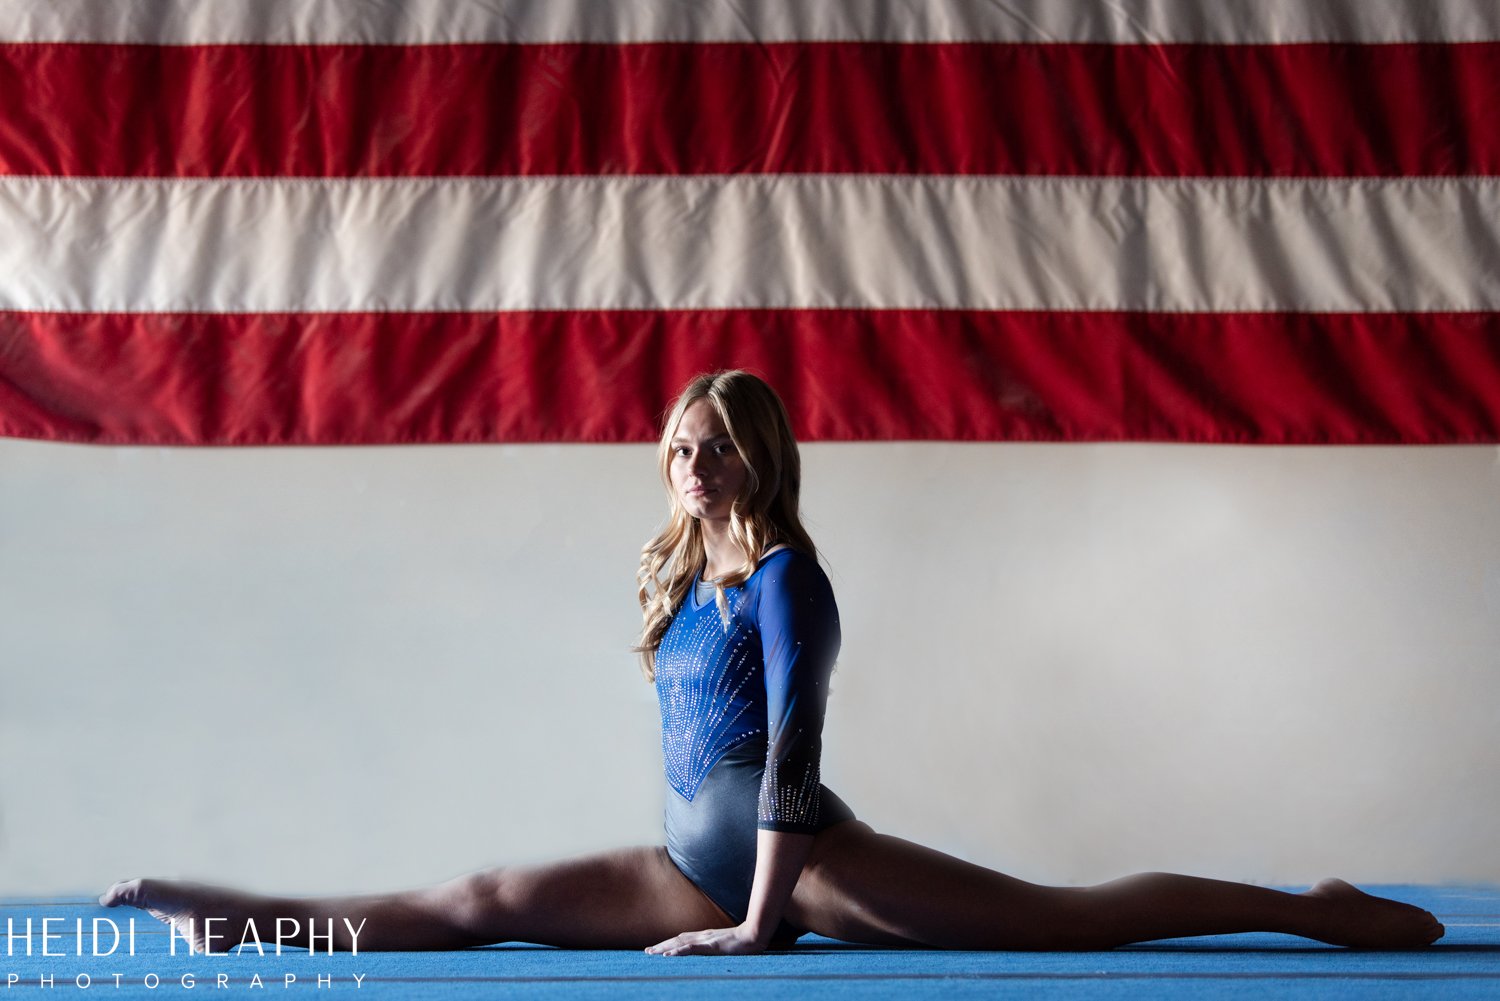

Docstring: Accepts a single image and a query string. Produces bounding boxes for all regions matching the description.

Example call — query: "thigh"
[785,821,1076,949]
[455,845,738,950]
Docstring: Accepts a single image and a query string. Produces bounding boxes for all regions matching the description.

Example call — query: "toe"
[99,879,139,907]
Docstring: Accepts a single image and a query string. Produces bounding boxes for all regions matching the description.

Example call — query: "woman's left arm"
[743,828,816,940]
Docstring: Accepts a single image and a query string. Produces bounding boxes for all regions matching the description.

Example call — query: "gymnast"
[102,369,1445,955]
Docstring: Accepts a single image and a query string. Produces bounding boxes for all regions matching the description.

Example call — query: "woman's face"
[669,400,748,524]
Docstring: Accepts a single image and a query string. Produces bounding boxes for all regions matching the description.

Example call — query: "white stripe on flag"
[0,0,1496,45]
[2,176,1497,314]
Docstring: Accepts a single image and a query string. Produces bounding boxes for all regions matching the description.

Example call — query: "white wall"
[2,439,1497,895]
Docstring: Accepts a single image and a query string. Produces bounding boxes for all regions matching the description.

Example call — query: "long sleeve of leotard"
[755,553,841,833]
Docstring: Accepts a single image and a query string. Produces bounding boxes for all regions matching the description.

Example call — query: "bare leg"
[786,822,1445,950]
[100,845,735,953]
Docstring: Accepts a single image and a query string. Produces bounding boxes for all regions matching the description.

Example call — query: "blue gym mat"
[4,885,1496,999]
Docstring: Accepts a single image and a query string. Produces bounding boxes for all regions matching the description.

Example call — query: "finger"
[668,937,719,957]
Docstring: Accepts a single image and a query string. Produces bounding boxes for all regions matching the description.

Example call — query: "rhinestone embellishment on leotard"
[758,726,822,827]
[655,587,765,802]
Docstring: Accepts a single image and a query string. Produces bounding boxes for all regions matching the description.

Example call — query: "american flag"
[2,0,1498,445]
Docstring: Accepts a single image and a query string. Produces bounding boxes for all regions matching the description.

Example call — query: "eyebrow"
[670,434,733,445]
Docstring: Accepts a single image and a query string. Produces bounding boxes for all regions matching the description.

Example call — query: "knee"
[1056,879,1166,950]
[1011,885,1131,951]
[431,868,512,934]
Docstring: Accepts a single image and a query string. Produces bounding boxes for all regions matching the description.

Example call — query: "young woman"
[101,370,1444,955]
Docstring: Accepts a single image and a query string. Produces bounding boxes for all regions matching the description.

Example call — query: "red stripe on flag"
[2,42,1497,177]
[3,310,1497,445]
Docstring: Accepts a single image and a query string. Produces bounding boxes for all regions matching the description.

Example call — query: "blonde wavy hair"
[635,370,818,681]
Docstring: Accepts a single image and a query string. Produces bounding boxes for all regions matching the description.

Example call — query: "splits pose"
[102,370,1444,955]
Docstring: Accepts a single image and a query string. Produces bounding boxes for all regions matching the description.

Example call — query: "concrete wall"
[2,439,1497,895]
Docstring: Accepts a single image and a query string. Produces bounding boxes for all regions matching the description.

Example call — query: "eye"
[673,446,691,457]
[714,443,736,455]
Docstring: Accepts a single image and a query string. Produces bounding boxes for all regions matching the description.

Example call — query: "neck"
[699,519,740,579]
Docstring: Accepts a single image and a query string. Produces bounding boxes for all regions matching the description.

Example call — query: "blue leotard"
[654,546,856,940]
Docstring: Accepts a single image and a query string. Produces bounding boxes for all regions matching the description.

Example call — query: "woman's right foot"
[100,878,258,954]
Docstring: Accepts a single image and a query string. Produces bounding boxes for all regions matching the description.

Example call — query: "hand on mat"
[644,922,766,956]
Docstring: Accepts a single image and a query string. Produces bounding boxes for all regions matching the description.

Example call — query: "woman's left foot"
[1301,878,1444,948]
